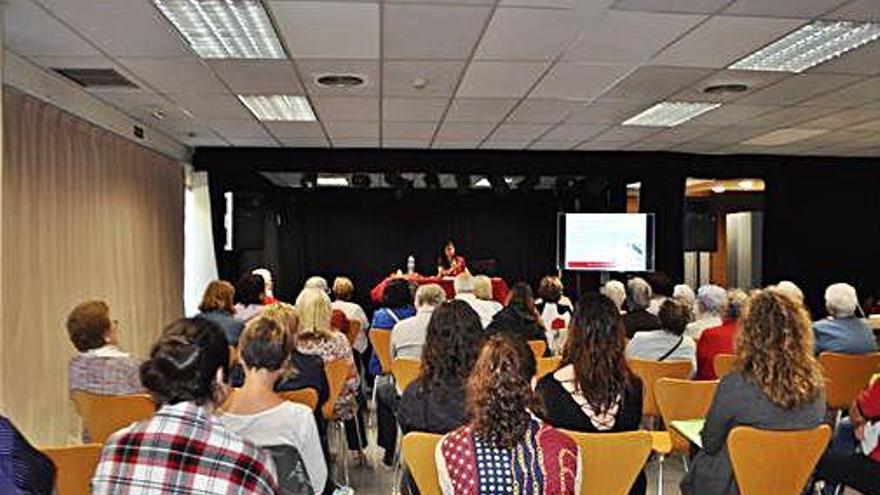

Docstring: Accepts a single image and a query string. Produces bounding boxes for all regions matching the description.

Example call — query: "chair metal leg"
[681,453,689,472]
[338,421,349,487]
[656,453,665,495]
[391,424,403,495]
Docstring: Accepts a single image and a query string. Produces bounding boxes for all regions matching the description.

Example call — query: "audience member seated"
[626,299,697,373]
[296,288,367,455]
[535,275,573,353]
[331,276,370,356]
[814,379,880,495]
[537,292,645,495]
[681,290,826,495]
[92,318,278,494]
[773,280,806,308]
[454,272,501,328]
[197,280,246,346]
[66,300,143,441]
[646,271,672,315]
[601,279,627,314]
[473,274,503,313]
[252,267,279,305]
[221,317,326,495]
[304,275,330,292]
[623,277,662,338]
[813,283,877,355]
[0,416,56,495]
[695,289,747,380]
[371,278,417,375]
[391,283,446,360]
[673,284,696,321]
[487,282,548,351]
[685,285,727,341]
[437,335,581,495]
[235,273,268,323]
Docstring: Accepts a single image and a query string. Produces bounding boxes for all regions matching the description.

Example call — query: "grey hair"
[697,285,728,315]
[454,273,474,294]
[473,275,494,300]
[415,283,447,308]
[626,277,652,311]
[601,280,626,310]
[304,276,328,292]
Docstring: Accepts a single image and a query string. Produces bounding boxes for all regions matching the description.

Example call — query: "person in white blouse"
[453,272,501,328]
[331,276,370,354]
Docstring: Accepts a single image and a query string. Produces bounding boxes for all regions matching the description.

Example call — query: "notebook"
[670,419,706,449]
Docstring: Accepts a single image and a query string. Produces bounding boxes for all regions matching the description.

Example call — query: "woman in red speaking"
[437,239,467,277]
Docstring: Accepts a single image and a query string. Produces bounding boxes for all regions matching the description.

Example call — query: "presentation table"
[370,274,509,304]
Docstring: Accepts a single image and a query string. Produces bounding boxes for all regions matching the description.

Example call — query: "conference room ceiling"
[6,0,880,156]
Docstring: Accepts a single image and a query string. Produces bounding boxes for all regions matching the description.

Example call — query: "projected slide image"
[564,214,649,272]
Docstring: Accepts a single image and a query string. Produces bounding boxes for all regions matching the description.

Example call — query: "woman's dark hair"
[646,271,672,297]
[468,334,535,449]
[506,282,542,323]
[140,318,230,406]
[235,273,265,305]
[419,300,486,396]
[562,292,636,416]
[383,278,412,308]
[659,299,689,336]
[66,300,112,352]
[438,238,456,269]
[537,276,563,303]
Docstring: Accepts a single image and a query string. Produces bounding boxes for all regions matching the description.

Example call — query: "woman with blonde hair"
[681,290,826,495]
[437,335,581,495]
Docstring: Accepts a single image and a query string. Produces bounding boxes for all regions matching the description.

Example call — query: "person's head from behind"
[304,276,329,293]
[673,284,696,308]
[601,280,626,311]
[140,318,230,407]
[537,275,564,304]
[646,271,672,297]
[506,282,540,320]
[563,293,632,414]
[726,289,749,321]
[238,317,293,378]
[199,281,235,315]
[383,278,412,308]
[415,283,446,311]
[825,283,860,318]
[251,268,273,295]
[467,335,534,449]
[262,302,300,340]
[773,280,804,304]
[659,299,689,336]
[697,284,727,317]
[626,277,652,311]
[332,276,355,302]
[736,290,823,409]
[454,272,475,295]
[472,275,494,301]
[236,273,265,306]
[420,300,485,390]
[295,288,333,338]
[67,300,116,352]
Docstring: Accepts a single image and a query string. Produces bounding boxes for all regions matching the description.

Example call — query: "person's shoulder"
[277,401,314,421]
[537,422,578,450]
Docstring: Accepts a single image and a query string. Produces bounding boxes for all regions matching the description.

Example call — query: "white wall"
[184,170,218,316]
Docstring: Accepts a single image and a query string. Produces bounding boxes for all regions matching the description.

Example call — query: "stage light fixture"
[300,172,317,188]
[351,174,371,189]
[423,172,440,190]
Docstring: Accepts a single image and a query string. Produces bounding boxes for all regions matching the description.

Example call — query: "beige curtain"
[0,88,184,445]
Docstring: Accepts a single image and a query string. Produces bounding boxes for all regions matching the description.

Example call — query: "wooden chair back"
[654,378,718,453]
[70,391,156,444]
[391,357,422,392]
[323,358,352,420]
[527,340,547,360]
[345,319,362,347]
[369,329,393,375]
[401,432,443,495]
[41,444,103,495]
[713,353,737,378]
[626,358,693,417]
[728,425,831,495]
[819,352,880,410]
[535,356,562,380]
[564,430,652,495]
[278,387,319,411]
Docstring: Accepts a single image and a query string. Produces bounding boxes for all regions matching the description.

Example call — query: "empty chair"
[655,378,718,457]
[626,358,692,422]
[323,357,356,486]
[278,388,319,412]
[370,329,393,376]
[727,425,831,495]
[713,354,736,378]
[401,432,442,495]
[41,444,102,495]
[564,430,653,495]
[818,352,880,420]
[391,357,421,393]
[70,391,156,444]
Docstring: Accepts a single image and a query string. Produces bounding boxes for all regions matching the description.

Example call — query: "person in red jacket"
[695,289,748,380]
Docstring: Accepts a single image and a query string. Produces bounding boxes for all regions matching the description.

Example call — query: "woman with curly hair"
[537,292,645,495]
[681,290,826,495]
[437,335,581,495]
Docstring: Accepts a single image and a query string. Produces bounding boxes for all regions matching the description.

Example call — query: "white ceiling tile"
[456,61,549,98]
[208,60,303,94]
[435,121,497,141]
[325,122,379,138]
[507,99,579,123]
[490,123,552,141]
[731,106,839,128]
[383,139,431,148]
[723,0,848,18]
[181,134,229,147]
[532,62,633,99]
[383,122,438,140]
[333,137,380,147]
[686,104,777,126]
[797,108,880,129]
[807,41,880,76]
[118,57,227,94]
[797,77,880,107]
[631,124,719,146]
[475,7,582,61]
[384,98,449,122]
[432,140,482,149]
[272,2,379,59]
[593,125,664,144]
[384,61,466,97]
[499,0,581,8]
[264,122,326,138]
[564,11,704,63]
[529,140,578,150]
[312,96,379,121]
[299,59,380,96]
[208,120,272,139]
[682,125,768,144]
[229,137,279,147]
[576,140,625,150]
[90,90,210,136]
[480,140,529,149]
[609,0,729,14]
[667,141,726,153]
[542,123,608,141]
[652,16,805,68]
[384,4,492,59]
[597,65,712,100]
[564,99,649,124]
[445,98,519,122]
[388,0,493,5]
[47,1,192,57]
[169,93,252,120]
[734,74,864,106]
[5,0,100,57]
[825,0,880,21]
[278,136,330,147]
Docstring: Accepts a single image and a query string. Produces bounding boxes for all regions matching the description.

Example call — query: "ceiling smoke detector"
[315,74,365,88]
[703,83,750,95]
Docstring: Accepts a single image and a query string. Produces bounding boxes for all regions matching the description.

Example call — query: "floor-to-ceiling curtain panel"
[0,88,184,445]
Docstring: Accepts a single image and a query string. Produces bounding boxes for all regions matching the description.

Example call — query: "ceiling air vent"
[52,68,138,88]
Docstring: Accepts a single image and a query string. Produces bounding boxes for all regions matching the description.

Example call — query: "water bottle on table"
[406,255,415,275]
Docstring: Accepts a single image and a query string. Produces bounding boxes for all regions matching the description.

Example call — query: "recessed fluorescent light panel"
[154,0,285,59]
[729,21,880,73]
[622,102,721,127]
[238,95,316,122]
[743,128,827,146]
[317,176,349,187]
